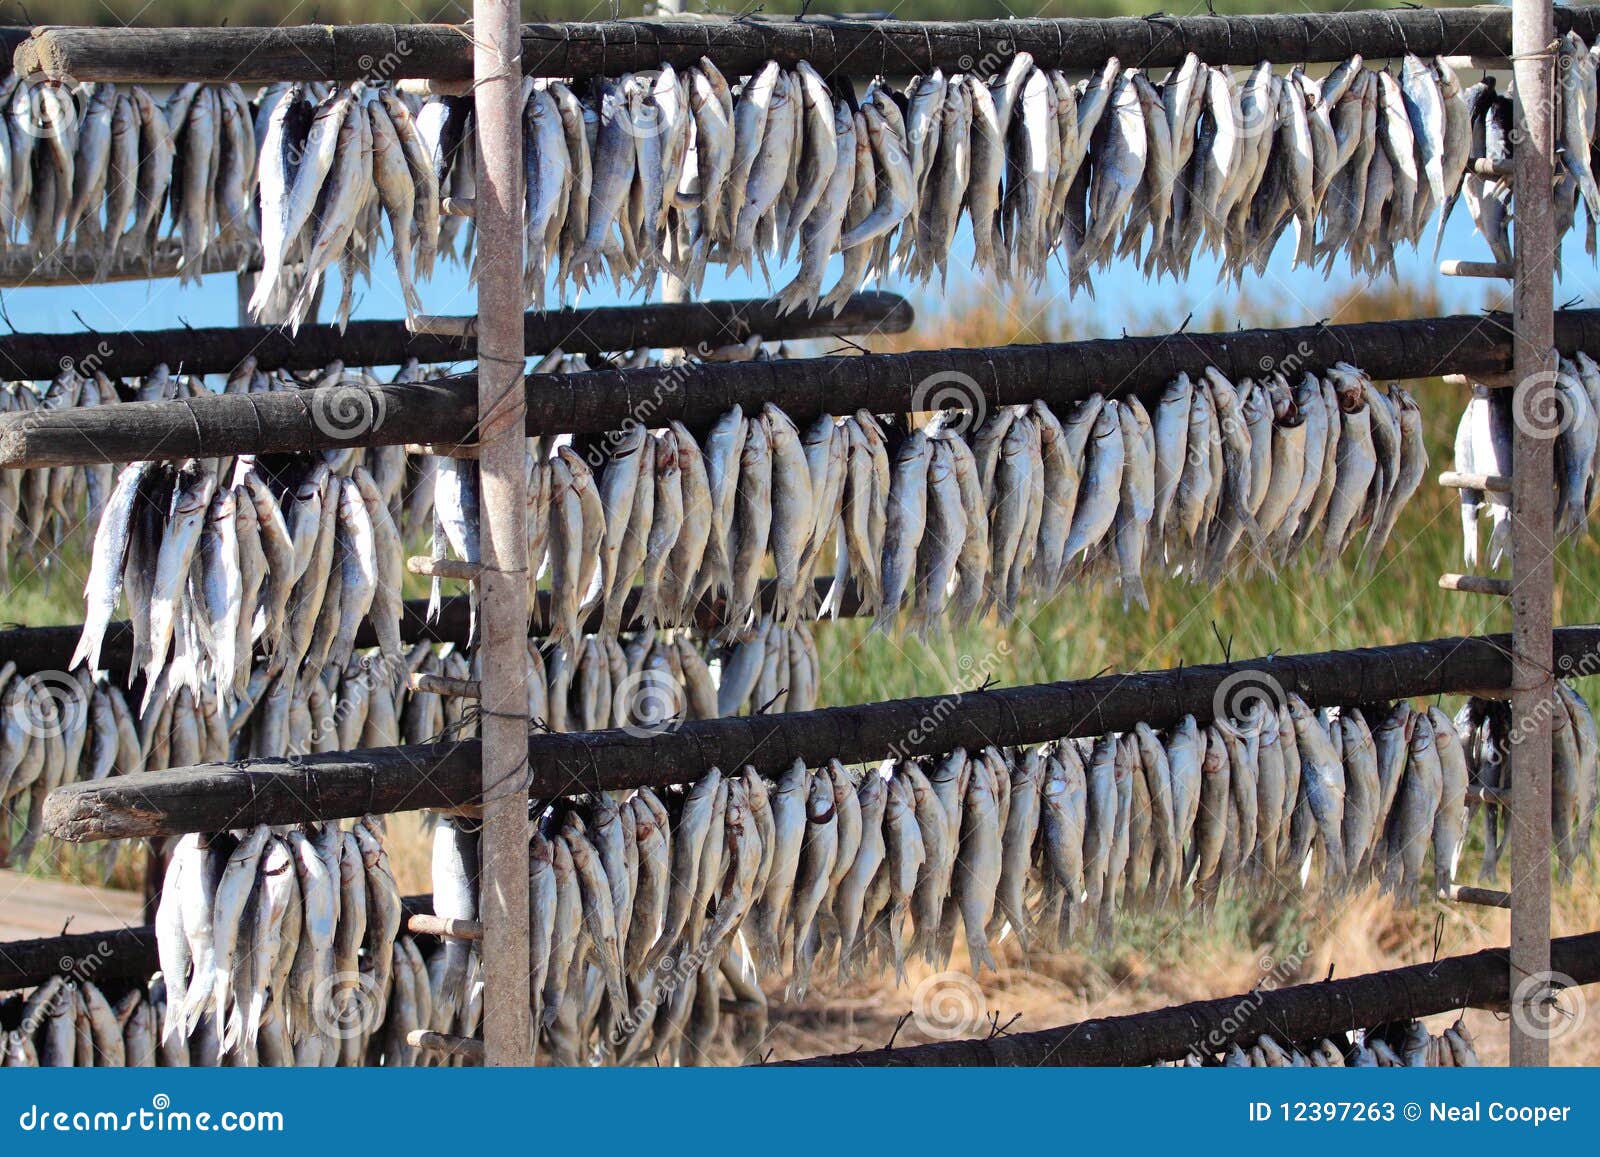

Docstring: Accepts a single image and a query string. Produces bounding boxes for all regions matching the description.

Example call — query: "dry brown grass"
[736,871,1600,1066]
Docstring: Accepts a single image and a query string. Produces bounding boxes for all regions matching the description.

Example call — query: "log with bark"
[0,292,910,384]
[16,10,1600,82]
[11,309,1600,470]
[42,628,1600,842]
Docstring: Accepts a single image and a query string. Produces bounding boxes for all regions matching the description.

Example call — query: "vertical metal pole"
[472,0,531,1066]
[1509,0,1556,1067]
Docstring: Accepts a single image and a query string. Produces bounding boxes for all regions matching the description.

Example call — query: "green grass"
[812,280,1600,713]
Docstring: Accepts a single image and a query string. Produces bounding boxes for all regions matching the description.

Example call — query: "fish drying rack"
[0,3,1595,1066]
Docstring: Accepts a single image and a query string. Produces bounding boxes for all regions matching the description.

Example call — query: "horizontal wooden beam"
[0,292,910,385]
[42,628,1600,842]
[1440,574,1513,597]
[1439,471,1512,493]
[0,238,260,290]
[1441,259,1514,280]
[407,914,482,941]
[1442,885,1512,909]
[10,307,1599,470]
[17,10,1600,82]
[0,576,851,679]
[776,930,1600,1066]
[0,895,433,995]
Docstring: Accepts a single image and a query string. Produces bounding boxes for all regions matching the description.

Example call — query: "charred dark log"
[11,308,1600,470]
[42,628,1600,842]
[17,11,1600,82]
[0,292,909,385]
[0,895,433,998]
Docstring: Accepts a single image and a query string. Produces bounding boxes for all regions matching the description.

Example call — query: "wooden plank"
[20,10,1600,82]
[473,0,532,1068]
[1442,885,1512,909]
[776,931,1600,1066]
[1439,471,1512,493]
[1508,0,1557,1068]
[15,307,1600,470]
[0,238,259,289]
[409,672,480,699]
[41,627,1600,841]
[407,914,483,941]
[0,292,910,385]
[1441,259,1513,279]
[1439,573,1512,596]
[406,557,483,582]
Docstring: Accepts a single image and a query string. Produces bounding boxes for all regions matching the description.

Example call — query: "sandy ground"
[0,868,142,943]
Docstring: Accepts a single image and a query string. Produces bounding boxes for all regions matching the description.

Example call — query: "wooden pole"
[41,628,1600,842]
[15,308,1600,470]
[18,10,1600,83]
[472,0,532,1069]
[1508,0,1557,1067]
[0,293,909,384]
[777,931,1600,1067]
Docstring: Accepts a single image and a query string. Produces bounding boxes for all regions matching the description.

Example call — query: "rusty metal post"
[1508,0,1557,1066]
[472,0,532,1066]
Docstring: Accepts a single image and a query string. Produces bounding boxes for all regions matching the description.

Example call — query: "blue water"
[2,204,1595,362]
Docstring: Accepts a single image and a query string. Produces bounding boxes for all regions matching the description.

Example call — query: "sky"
[1,186,1595,371]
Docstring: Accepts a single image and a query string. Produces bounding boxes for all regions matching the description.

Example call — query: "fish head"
[1092,401,1121,441]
